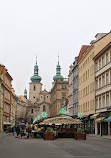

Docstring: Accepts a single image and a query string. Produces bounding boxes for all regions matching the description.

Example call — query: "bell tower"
[29,56,42,104]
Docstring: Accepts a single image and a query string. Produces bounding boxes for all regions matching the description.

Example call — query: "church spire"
[53,55,63,82]
[30,56,42,83]
[58,54,59,65]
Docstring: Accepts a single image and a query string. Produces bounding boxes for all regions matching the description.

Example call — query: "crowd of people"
[12,124,32,139]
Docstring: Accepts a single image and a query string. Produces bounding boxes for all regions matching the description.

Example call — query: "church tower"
[53,55,63,82]
[29,56,42,104]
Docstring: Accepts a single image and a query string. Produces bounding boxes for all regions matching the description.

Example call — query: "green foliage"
[77,128,82,134]
[45,127,54,134]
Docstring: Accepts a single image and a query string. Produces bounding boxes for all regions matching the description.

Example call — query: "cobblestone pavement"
[0,134,111,158]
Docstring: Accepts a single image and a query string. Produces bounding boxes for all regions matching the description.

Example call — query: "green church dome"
[53,55,63,82]
[30,57,42,83]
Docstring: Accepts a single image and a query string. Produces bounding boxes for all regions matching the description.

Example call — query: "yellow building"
[50,78,69,117]
[50,56,69,117]
[0,72,4,133]
[11,88,16,127]
[78,32,111,133]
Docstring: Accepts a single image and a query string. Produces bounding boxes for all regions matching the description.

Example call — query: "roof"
[19,95,26,103]
[78,45,90,61]
[0,64,13,80]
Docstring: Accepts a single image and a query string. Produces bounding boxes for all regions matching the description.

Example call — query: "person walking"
[16,125,20,137]
[28,125,32,138]
[12,126,15,136]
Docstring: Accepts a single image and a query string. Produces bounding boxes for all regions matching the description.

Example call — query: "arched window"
[43,105,46,112]
[33,86,36,91]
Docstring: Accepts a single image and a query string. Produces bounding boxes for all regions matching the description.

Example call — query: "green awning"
[104,116,111,122]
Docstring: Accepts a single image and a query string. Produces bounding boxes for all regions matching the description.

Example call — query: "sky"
[0,0,111,97]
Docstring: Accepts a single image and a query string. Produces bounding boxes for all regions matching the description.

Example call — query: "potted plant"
[74,128,86,140]
[43,127,55,140]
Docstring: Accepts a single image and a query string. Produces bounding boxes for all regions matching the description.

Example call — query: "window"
[102,75,105,86]
[95,62,98,72]
[33,85,36,91]
[106,53,109,64]
[106,73,109,85]
[99,78,101,88]
[102,56,105,67]
[86,71,87,79]
[62,85,66,89]
[88,102,89,111]
[99,59,101,69]
[47,96,48,98]
[88,69,89,78]
[102,95,105,108]
[96,79,98,90]
[86,102,87,111]
[86,87,87,95]
[43,105,46,112]
[62,93,66,99]
[31,109,33,113]
[99,97,101,108]
[33,96,35,99]
[88,85,89,94]
[106,94,109,106]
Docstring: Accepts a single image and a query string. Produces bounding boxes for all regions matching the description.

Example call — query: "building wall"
[73,57,79,116]
[78,32,111,116]
[78,45,95,116]
[10,89,16,127]
[29,82,42,104]
[95,45,111,113]
[27,90,50,123]
[16,98,27,123]
[0,65,13,129]
[50,78,69,117]
[68,65,74,116]
[0,73,4,132]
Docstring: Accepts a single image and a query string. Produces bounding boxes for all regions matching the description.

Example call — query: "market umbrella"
[104,116,111,122]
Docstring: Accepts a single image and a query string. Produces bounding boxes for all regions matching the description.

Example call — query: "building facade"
[0,64,13,131]
[50,78,69,117]
[94,42,111,136]
[50,56,69,116]
[10,88,16,127]
[68,64,74,116]
[0,72,4,132]
[27,89,50,123]
[73,56,79,117]
[26,57,50,123]
[16,96,28,124]
[78,32,111,134]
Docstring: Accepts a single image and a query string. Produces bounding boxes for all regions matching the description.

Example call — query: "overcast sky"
[0,0,111,97]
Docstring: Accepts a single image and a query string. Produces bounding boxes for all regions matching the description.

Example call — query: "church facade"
[26,58,50,124]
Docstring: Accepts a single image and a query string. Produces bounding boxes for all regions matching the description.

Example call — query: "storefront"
[82,114,95,134]
[95,112,111,136]
[3,116,11,131]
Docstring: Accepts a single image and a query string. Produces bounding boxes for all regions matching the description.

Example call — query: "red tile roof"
[78,45,90,61]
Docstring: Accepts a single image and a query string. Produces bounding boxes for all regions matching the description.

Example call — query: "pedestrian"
[16,125,20,137]
[12,126,15,136]
[28,124,32,137]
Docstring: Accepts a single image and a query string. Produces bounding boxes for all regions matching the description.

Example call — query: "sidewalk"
[0,132,11,137]
[88,134,111,140]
